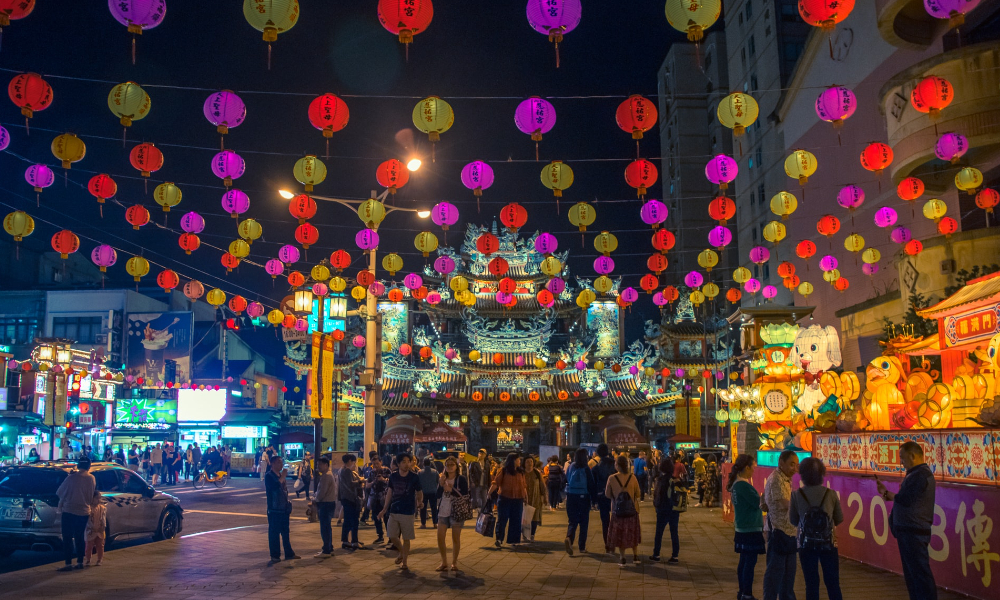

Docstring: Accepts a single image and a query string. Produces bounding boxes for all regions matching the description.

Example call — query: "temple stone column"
[469,408,483,451]
[537,408,551,447]
[579,413,593,445]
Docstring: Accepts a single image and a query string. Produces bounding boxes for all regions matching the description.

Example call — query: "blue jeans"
[738,552,760,596]
[61,512,89,565]
[267,511,294,559]
[895,531,936,600]
[317,502,337,554]
[764,536,797,600]
[565,493,591,550]
[495,496,523,544]
[799,549,841,600]
[653,509,680,558]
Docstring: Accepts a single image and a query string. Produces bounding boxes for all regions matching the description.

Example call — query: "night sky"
[0,2,689,343]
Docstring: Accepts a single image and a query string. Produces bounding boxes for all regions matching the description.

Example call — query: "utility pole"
[313,297,326,462]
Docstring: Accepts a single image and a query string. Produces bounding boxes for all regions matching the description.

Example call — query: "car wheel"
[154,509,180,541]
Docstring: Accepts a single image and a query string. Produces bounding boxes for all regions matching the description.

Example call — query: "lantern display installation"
[228,295,248,315]
[3,210,34,256]
[708,196,735,225]
[109,0,165,63]
[183,280,204,301]
[975,188,999,216]
[125,204,150,230]
[750,246,770,265]
[822,268,841,284]
[24,164,53,203]
[541,256,562,277]
[935,132,967,164]
[697,249,719,271]
[242,0,299,68]
[461,160,494,212]
[0,0,34,32]
[489,257,509,277]
[891,226,913,245]
[593,231,618,256]
[228,239,250,259]
[295,222,319,250]
[156,268,179,293]
[640,273,659,294]
[784,149,817,185]
[178,233,200,254]
[733,266,752,284]
[526,0,582,67]
[955,166,983,195]
[107,81,150,142]
[8,72,52,131]
[378,0,433,56]
[769,191,798,220]
[280,247,301,268]
[414,231,438,257]
[90,244,117,273]
[515,97,556,160]
[357,198,386,229]
[411,96,453,159]
[238,219,262,244]
[905,239,924,256]
[860,142,893,188]
[330,249,351,272]
[51,133,86,170]
[705,154,737,191]
[211,150,244,188]
[130,142,163,183]
[762,285,779,301]
[646,254,667,274]
[434,254,455,275]
[708,225,732,249]
[624,159,658,198]
[204,90,246,143]
[862,248,881,265]
[777,261,796,279]
[221,252,241,273]
[153,182,181,212]
[376,158,408,194]
[616,94,658,142]
[717,92,759,138]
[265,259,283,279]
[221,189,250,218]
[796,281,814,299]
[652,228,675,253]
[798,0,855,29]
[938,216,958,237]
[819,255,839,272]
[726,288,742,303]
[665,0,722,41]
[125,256,150,283]
[922,198,948,222]
[763,221,787,244]
[662,285,680,303]
[814,85,856,133]
[640,199,668,229]
[796,240,817,267]
[844,233,866,257]
[500,202,528,232]
[355,228,379,252]
[382,253,403,276]
[910,75,953,122]
[874,206,898,229]
[288,194,316,224]
[745,279,762,295]
[293,155,326,192]
[307,93,349,157]
[432,202,460,238]
[817,214,841,239]
[541,160,574,209]
[476,232,499,256]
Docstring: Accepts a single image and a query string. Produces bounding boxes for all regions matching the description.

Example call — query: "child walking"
[84,492,106,566]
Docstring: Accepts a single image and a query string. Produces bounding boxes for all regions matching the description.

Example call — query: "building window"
[738,12,744,27]
[755,147,763,170]
[762,263,771,281]
[52,316,103,344]
[781,3,798,21]
[750,74,758,92]
[0,317,40,345]
[705,50,712,69]
[758,183,766,205]
[745,0,753,21]
[752,227,758,242]
[765,25,771,37]
[750,190,756,206]
[784,42,805,61]
[748,35,756,58]
[741,47,747,70]
[748,155,754,169]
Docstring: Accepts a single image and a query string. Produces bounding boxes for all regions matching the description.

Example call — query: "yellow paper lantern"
[414,231,439,257]
[266,308,284,326]
[922,198,947,221]
[358,198,386,228]
[594,276,613,294]
[449,275,469,293]
[784,149,818,185]
[798,281,814,298]
[469,350,481,362]
[534,358,546,369]
[412,96,454,142]
[350,285,366,301]
[152,182,182,212]
[293,155,327,192]
[125,256,149,282]
[206,288,227,307]
[690,290,706,305]
[228,239,250,259]
[733,266,752,284]
[698,249,719,271]
[310,264,331,281]
[567,201,595,232]
[243,0,299,42]
[593,231,618,256]
[50,133,86,169]
[577,289,596,307]
[862,248,881,264]
[844,233,865,253]
[238,218,262,243]
[540,256,563,277]
[955,167,983,195]
[107,81,150,127]
[382,253,403,275]
[763,221,787,244]
[330,276,347,292]
[541,160,574,198]
[717,92,759,136]
[703,282,720,299]
[665,0,722,42]
[823,269,841,283]
[769,191,797,220]
[460,291,476,307]
[4,210,35,241]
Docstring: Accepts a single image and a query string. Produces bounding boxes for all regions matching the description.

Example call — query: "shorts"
[438,516,465,528]
[387,513,416,540]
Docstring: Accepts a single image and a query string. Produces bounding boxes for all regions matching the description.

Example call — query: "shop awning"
[380,414,425,445]
[219,409,279,426]
[416,421,467,443]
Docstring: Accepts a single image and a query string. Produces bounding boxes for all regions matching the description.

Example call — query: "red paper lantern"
[860,142,893,175]
[8,72,52,119]
[229,295,247,314]
[624,159,658,197]
[937,216,958,237]
[651,229,675,253]
[377,0,434,45]
[356,270,375,287]
[129,142,163,177]
[221,252,240,272]
[488,256,509,276]
[288,271,305,287]
[331,330,345,341]
[156,269,179,293]
[330,249,351,271]
[87,174,117,204]
[640,273,659,294]
[646,254,668,274]
[662,285,680,303]
[51,229,79,259]
[905,239,923,256]
[708,196,736,224]
[498,277,516,294]
[555,359,567,370]
[783,275,801,290]
[910,75,953,119]
[477,232,499,256]
[798,0,855,30]
[897,177,925,202]
[419,346,433,361]
[282,314,296,329]
[178,233,200,255]
[288,194,317,224]
[536,289,554,305]
[307,93,350,137]
[975,188,999,213]
[492,352,504,365]
[412,286,428,300]
[816,215,841,237]
[726,288,742,303]
[125,204,150,230]
[499,203,528,232]
[294,223,319,249]
[616,94,658,140]
[833,277,850,292]
[796,240,817,261]
[387,288,403,302]
[777,261,796,279]
[375,159,409,193]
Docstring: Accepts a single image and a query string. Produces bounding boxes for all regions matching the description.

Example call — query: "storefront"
[109,388,178,450]
[176,388,227,450]
[219,409,280,475]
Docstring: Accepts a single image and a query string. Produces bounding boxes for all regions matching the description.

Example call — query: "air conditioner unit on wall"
[940,259,956,275]
[95,334,108,344]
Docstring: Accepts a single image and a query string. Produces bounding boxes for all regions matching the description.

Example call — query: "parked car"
[0,461,183,556]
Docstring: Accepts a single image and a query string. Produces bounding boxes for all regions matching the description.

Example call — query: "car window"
[118,469,149,494]
[93,470,121,492]
[0,468,68,496]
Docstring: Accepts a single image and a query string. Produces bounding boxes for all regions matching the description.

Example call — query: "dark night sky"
[0,1,688,342]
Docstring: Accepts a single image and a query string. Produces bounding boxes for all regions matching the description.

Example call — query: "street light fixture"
[37,344,54,361]
[329,296,347,318]
[278,189,295,200]
[407,158,422,172]
[293,289,314,315]
[56,348,71,364]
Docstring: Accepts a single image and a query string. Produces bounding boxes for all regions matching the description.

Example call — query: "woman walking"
[605,454,642,566]
[487,453,526,549]
[729,454,765,600]
[296,453,312,500]
[563,447,596,555]
[789,458,844,600]
[435,456,469,571]
[703,459,721,508]
[651,456,681,563]
[523,456,546,542]
[544,456,564,510]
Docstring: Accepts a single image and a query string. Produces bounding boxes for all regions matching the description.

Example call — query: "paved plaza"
[0,497,968,600]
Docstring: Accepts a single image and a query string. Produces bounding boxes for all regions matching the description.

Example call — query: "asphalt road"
[0,473,313,574]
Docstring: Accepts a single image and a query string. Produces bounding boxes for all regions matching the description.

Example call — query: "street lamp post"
[293,289,323,462]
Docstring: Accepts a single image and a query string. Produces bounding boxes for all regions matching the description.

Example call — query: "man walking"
[149,442,163,485]
[55,458,96,571]
[762,449,800,600]
[360,451,380,523]
[418,457,440,528]
[264,455,299,565]
[592,444,616,553]
[379,453,422,570]
[878,441,937,600]
[312,456,337,557]
[633,450,649,501]
[468,450,485,509]
[338,453,364,549]
[190,443,202,482]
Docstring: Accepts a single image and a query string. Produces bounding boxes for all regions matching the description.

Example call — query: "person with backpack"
[729,454,765,600]
[545,455,565,510]
[761,450,800,600]
[789,457,844,600]
[651,456,682,563]
[563,447,597,555]
[605,454,642,567]
[591,444,617,553]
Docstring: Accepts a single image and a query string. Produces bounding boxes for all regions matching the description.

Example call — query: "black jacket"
[264,469,290,514]
[593,457,616,497]
[890,463,935,535]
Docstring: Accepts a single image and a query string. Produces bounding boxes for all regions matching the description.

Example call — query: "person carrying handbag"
[435,456,470,571]
[761,450,800,600]
[605,455,642,567]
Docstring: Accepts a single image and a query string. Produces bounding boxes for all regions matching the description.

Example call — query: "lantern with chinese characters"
[433,255,454,275]
[378,0,433,51]
[798,0,855,29]
[726,288,742,303]
[0,0,35,32]
[817,214,841,238]
[499,202,527,233]
[733,266,752,284]
[770,192,797,220]
[204,90,245,137]
[955,167,983,195]
[109,0,166,63]
[432,201,460,231]
[937,217,958,237]
[526,0,582,67]
[819,255,839,272]
[153,182,181,212]
[156,269,179,293]
[0,125,9,151]
[329,249,350,272]
[796,240,817,263]
[229,239,250,259]
[476,232,499,256]
[777,261,796,279]
[293,155,327,192]
[837,185,864,211]
[178,233,200,255]
[662,285,680,303]
[568,202,595,237]
[25,164,53,195]
[8,72,52,128]
[910,75,953,120]
[798,281,814,298]
[665,0,722,41]
[763,221,787,244]
[221,189,250,218]
[265,259,283,279]
[593,231,618,256]
[295,222,319,249]
[414,231,438,257]
[129,142,163,178]
[640,199,668,228]
[698,249,719,271]
[541,160,574,209]
[376,159,408,194]
[541,256,563,277]
[488,257,509,277]
[357,198,386,229]
[708,196,735,225]
[51,133,86,169]
[88,174,117,212]
[4,210,34,243]
[125,205,150,230]
[461,160,494,211]
[750,246,770,265]
[905,239,924,256]
[91,244,117,273]
[238,219,262,244]
[844,233,865,255]
[107,82,150,137]
[923,198,948,222]
[243,0,299,68]
[975,188,998,214]
[690,290,706,306]
[784,149,817,185]
[221,253,240,272]
[212,150,245,188]
[874,206,898,229]
[535,233,558,256]
[647,254,668,274]
[652,229,675,253]
[861,142,893,176]
[625,159,658,197]
[705,154,738,191]
[515,97,556,159]
[355,228,379,252]
[891,226,912,245]
[125,256,149,282]
[708,225,733,249]
[307,93,349,156]
[924,0,981,27]
[183,280,204,301]
[862,248,881,265]
[288,194,316,224]
[403,273,423,291]
[762,285,779,300]
[935,132,967,163]
[897,176,924,202]
[717,92,759,137]
[814,85,856,128]
[411,96,453,153]
[684,271,704,288]
[616,94,658,140]
[594,256,616,275]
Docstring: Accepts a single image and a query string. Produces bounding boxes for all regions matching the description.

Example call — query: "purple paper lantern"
[0,125,10,151]
[934,132,968,163]
[355,228,379,251]
[744,278,762,294]
[433,255,456,275]
[621,287,639,303]
[431,202,459,229]
[221,189,250,216]
[427,292,441,305]
[108,0,166,30]
[575,360,587,371]
[546,277,566,295]
[674,368,684,378]
[203,91,246,133]
[705,154,738,188]
[294,318,308,332]
[535,232,558,255]
[514,96,557,138]
[684,271,704,288]
[460,160,494,193]
[836,185,865,210]
[247,302,264,318]
[862,263,880,276]
[923,0,981,23]
[515,355,526,367]
[403,273,423,290]
[762,285,778,300]
[265,259,284,277]
[278,244,300,264]
[496,291,513,304]
[890,226,912,244]
[180,211,205,234]
[749,245,770,264]
[90,244,117,270]
[639,199,668,227]
[708,225,733,248]
[819,255,839,272]
[352,335,366,349]
[368,282,385,297]
[814,86,857,124]
[211,150,245,184]
[526,0,582,36]
[312,283,328,297]
[874,206,898,228]
[25,164,54,190]
[652,292,667,306]
[593,256,615,275]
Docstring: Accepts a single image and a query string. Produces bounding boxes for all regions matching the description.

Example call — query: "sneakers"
[342,543,353,550]
[94,560,103,566]
[314,551,332,558]
[649,555,661,562]
[374,537,385,544]
[267,558,281,566]
[286,555,301,560]
[564,538,574,556]
[668,556,679,563]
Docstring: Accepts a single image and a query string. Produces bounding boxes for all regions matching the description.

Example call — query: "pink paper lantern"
[445,348,457,360]
[399,343,412,356]
[426,291,442,305]
[934,132,968,163]
[211,150,245,184]
[575,360,587,371]
[836,185,865,210]
[90,244,117,270]
[247,302,264,318]
[819,255,839,272]
[0,126,10,151]
[352,335,366,349]
[621,287,639,303]
[639,199,668,227]
[652,292,667,306]
[203,91,246,133]
[705,154,738,189]
[25,164,54,190]
[496,291,513,304]
[514,97,557,137]
[460,161,494,194]
[515,355,526,367]
[674,368,685,378]
[109,0,166,31]
[593,256,615,275]
[684,271,704,288]
[526,0,582,36]
[744,278,762,294]
[433,255,456,275]
[762,285,778,299]
[278,244,300,264]
[923,0,980,24]
[355,228,379,251]
[294,318,308,332]
[403,273,423,290]
[708,225,732,248]
[890,227,912,244]
[534,232,558,255]
[874,206,898,228]
[862,263,879,276]
[814,86,857,125]
[221,189,250,216]
[312,283,329,297]
[431,202,459,229]
[546,278,566,295]
[368,282,385,296]
[749,246,770,264]
[180,211,205,234]
[265,259,284,277]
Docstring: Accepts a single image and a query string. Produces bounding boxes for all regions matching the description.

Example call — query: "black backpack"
[612,474,638,518]
[797,489,835,551]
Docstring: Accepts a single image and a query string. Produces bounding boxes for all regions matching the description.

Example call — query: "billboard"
[177,389,227,422]
[126,312,193,383]
[114,388,178,431]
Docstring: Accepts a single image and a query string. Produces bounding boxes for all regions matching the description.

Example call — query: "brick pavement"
[0,501,969,600]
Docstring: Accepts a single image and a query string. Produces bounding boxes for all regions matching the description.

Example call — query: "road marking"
[167,487,243,495]
[228,491,264,498]
[185,509,307,521]
[181,524,262,538]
